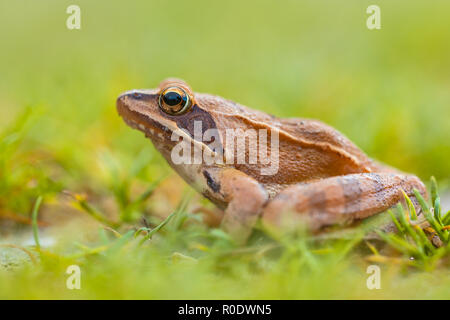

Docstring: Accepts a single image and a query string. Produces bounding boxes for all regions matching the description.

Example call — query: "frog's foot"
[262,173,427,232]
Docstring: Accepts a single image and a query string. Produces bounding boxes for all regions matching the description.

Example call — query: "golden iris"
[159,86,192,115]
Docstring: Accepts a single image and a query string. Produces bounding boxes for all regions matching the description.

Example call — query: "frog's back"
[194,93,377,196]
[277,117,375,171]
[238,118,375,193]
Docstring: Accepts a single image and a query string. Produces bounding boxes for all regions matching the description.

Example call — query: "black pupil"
[163,91,183,106]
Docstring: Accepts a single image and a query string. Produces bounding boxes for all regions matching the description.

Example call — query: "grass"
[31,196,43,250]
[1,171,449,299]
[0,0,450,299]
[370,179,450,271]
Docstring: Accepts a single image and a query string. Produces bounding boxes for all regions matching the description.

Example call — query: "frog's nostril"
[132,91,142,99]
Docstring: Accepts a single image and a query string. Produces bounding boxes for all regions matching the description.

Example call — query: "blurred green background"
[1,0,449,180]
[0,0,449,299]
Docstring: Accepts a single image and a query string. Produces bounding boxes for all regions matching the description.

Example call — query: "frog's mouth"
[116,90,176,140]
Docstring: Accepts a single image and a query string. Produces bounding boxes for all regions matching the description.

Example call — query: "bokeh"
[0,0,449,299]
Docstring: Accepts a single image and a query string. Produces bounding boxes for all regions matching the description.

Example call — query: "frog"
[117,78,427,243]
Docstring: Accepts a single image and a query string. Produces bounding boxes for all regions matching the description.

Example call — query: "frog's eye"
[159,86,192,115]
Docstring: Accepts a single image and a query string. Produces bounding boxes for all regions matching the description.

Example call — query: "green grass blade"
[430,176,438,209]
[31,196,43,250]
[297,240,319,271]
[375,230,422,258]
[434,197,442,225]
[401,190,417,220]
[138,195,192,245]
[443,210,450,226]
[134,227,150,238]
[388,209,404,234]
[133,175,167,205]
[413,188,430,212]
[412,225,436,254]
[139,211,177,245]
[70,193,118,228]
[105,230,135,255]
[170,193,193,231]
[395,204,426,256]
[413,189,448,243]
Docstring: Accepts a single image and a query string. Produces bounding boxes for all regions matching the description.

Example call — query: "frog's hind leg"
[262,173,427,231]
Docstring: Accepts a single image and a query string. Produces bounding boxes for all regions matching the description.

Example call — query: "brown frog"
[117,78,426,243]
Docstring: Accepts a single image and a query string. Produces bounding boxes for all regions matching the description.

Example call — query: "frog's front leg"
[205,168,268,244]
[262,173,427,231]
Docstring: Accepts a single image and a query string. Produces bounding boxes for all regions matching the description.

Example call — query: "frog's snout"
[116,90,147,114]
[117,90,141,105]
[116,92,129,117]
[116,89,162,129]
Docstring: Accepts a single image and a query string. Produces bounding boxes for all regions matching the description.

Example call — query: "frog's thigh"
[217,168,268,244]
[262,173,426,230]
